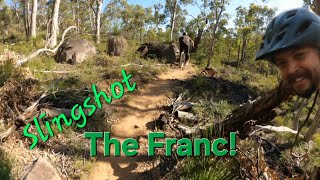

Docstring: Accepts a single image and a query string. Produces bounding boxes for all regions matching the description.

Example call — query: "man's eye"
[276,61,287,68]
[295,53,305,60]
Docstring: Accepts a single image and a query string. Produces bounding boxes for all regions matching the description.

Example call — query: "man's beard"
[293,83,317,98]
[288,69,318,98]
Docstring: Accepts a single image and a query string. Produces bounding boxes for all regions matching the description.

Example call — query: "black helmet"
[256,8,320,61]
[183,32,187,36]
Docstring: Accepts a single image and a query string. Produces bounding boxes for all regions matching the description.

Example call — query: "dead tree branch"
[250,125,304,138]
[15,26,77,67]
[176,81,294,138]
[207,80,293,137]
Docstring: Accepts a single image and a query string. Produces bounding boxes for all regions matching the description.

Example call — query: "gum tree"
[30,0,37,38]
[206,0,228,68]
[164,0,193,41]
[48,0,60,48]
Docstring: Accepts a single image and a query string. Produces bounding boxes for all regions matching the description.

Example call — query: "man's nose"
[286,61,299,76]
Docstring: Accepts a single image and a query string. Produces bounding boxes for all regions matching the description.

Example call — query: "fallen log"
[176,80,293,138]
[212,80,293,137]
[250,125,303,137]
[33,70,74,74]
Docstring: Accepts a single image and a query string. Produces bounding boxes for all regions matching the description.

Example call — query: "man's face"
[274,45,320,98]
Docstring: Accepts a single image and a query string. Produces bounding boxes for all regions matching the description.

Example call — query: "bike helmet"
[183,32,187,36]
[256,7,320,61]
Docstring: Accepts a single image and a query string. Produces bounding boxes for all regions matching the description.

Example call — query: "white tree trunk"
[49,0,61,48]
[95,0,103,44]
[77,0,80,33]
[170,0,177,42]
[31,0,38,38]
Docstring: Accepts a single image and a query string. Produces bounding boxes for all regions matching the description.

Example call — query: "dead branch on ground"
[15,26,77,67]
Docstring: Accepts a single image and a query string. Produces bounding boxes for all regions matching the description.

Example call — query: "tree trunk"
[207,32,216,68]
[169,0,178,42]
[193,28,203,52]
[240,34,247,62]
[72,2,76,27]
[31,0,37,38]
[227,41,232,62]
[237,38,241,61]
[95,0,103,44]
[77,0,80,33]
[211,81,293,137]
[178,81,293,138]
[49,0,60,48]
[140,24,143,42]
[23,0,31,41]
[206,0,225,68]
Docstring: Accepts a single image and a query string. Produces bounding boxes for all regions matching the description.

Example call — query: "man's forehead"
[274,45,315,60]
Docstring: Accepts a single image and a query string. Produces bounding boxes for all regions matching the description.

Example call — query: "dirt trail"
[88,65,196,180]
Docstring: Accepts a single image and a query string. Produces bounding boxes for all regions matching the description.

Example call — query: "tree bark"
[227,40,232,61]
[207,33,216,67]
[49,0,61,48]
[193,28,203,52]
[237,39,241,61]
[31,0,37,38]
[169,0,178,42]
[202,80,293,138]
[240,34,247,62]
[95,0,103,44]
[23,0,31,41]
[77,0,81,33]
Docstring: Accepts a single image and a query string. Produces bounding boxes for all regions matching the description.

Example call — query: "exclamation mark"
[229,132,237,156]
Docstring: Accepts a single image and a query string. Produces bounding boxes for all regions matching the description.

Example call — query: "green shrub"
[180,157,238,180]
[0,60,21,86]
[0,149,12,180]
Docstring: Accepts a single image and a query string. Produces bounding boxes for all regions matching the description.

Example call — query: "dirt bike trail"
[88,65,196,180]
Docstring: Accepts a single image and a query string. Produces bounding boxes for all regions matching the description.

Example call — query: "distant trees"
[105,0,153,41]
[152,3,166,33]
[234,3,275,62]
[0,0,278,66]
